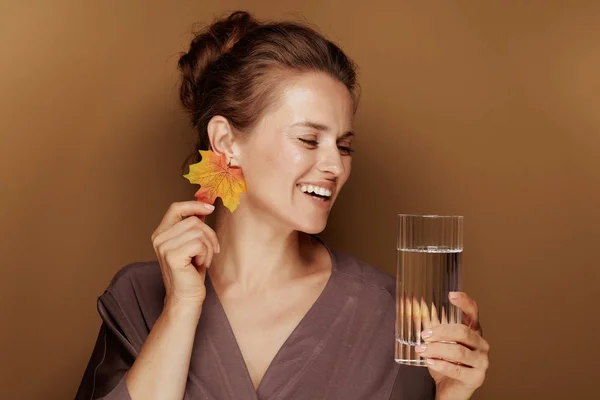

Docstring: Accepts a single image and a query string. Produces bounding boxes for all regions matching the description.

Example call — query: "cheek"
[273,142,309,171]
[341,158,352,181]
[289,147,305,166]
[249,144,308,190]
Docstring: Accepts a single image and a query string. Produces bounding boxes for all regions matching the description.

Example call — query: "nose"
[317,147,344,177]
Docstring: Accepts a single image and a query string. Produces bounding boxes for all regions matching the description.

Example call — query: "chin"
[294,218,328,235]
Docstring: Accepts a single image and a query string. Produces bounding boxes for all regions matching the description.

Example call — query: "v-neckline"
[203,237,340,398]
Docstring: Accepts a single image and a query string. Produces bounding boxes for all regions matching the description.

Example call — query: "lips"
[297,184,332,198]
[295,184,333,210]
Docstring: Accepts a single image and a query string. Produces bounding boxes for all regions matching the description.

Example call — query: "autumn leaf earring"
[183,150,247,213]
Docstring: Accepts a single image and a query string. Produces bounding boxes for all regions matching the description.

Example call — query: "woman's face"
[238,72,354,234]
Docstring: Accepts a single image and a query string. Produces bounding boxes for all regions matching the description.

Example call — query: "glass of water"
[395,214,463,366]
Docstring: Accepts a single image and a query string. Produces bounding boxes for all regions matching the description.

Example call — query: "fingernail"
[449,292,460,300]
[415,344,427,353]
[204,203,215,210]
[421,330,433,339]
[426,358,436,366]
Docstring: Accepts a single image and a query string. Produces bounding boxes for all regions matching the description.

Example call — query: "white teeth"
[298,184,332,197]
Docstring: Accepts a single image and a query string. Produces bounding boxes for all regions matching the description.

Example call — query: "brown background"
[1,1,598,399]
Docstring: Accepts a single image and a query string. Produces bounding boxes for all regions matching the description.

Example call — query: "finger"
[159,229,214,270]
[153,201,215,240]
[157,223,210,254]
[449,292,481,333]
[399,292,404,320]
[412,295,422,338]
[162,216,220,255]
[422,324,488,352]
[441,305,448,324]
[180,238,210,269]
[153,216,205,246]
[402,293,415,337]
[425,358,486,389]
[163,236,208,271]
[200,223,220,254]
[194,237,214,268]
[181,234,213,268]
[420,297,432,331]
[404,293,411,321]
[415,342,483,369]
[430,303,441,326]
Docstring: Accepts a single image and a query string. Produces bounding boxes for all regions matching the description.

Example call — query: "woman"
[75,11,489,400]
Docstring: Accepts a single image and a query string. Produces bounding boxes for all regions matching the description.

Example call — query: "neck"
[208,203,313,292]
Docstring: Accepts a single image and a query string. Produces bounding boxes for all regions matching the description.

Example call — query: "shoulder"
[99,260,165,335]
[104,260,164,300]
[330,249,396,301]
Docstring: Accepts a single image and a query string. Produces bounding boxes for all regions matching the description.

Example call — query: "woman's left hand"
[416,292,490,400]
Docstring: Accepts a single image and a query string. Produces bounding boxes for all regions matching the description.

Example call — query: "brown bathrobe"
[74,245,436,399]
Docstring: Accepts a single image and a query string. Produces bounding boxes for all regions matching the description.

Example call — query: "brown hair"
[177,10,359,172]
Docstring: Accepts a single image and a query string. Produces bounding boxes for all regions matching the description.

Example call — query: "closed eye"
[298,138,318,147]
[298,138,355,156]
[338,145,355,156]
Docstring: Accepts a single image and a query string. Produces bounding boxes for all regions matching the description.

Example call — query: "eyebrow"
[290,121,355,138]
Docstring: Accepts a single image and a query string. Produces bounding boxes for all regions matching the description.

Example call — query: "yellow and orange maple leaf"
[183,150,246,213]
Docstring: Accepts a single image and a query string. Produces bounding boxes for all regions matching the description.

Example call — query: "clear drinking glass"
[395,214,463,366]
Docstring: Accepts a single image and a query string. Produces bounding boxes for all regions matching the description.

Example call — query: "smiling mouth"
[296,184,333,201]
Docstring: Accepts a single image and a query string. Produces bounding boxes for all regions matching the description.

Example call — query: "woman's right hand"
[151,201,220,310]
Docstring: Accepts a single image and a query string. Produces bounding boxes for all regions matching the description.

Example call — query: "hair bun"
[178,11,259,113]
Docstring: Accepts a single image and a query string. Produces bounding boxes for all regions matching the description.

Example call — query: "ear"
[206,115,241,166]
